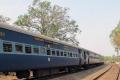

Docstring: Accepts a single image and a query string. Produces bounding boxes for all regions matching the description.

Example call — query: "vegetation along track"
[82,63,120,80]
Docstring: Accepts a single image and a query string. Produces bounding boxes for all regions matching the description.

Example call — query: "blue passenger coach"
[0,23,103,78]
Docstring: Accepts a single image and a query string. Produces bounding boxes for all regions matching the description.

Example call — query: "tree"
[14,0,80,46]
[110,21,120,55]
[0,15,10,23]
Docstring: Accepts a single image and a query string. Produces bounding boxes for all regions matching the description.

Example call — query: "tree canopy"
[104,55,120,63]
[14,0,80,46]
[0,15,10,23]
[110,21,120,53]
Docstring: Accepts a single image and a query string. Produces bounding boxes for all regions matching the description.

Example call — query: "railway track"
[48,64,107,80]
[82,63,120,80]
[0,64,108,80]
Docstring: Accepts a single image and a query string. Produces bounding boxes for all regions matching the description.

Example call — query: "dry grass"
[0,75,17,80]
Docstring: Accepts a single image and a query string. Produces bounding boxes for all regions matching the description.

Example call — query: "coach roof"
[0,23,80,48]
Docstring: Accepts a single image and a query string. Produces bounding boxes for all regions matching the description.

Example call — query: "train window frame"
[71,53,72,57]
[70,53,72,57]
[77,53,79,57]
[82,52,84,57]
[39,46,46,55]
[74,53,76,58]
[75,53,77,57]
[73,53,75,57]
[47,49,51,55]
[52,50,56,56]
[68,52,70,57]
[15,43,23,53]
[64,52,67,57]
[33,46,39,54]
[3,41,13,53]
[25,45,32,54]
[0,40,2,52]
[60,51,64,56]
[56,50,60,56]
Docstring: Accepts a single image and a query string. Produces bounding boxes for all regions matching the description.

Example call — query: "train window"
[52,50,56,56]
[73,53,75,57]
[15,44,23,53]
[70,53,72,57]
[47,49,51,55]
[75,54,77,57]
[76,54,78,57]
[71,53,73,57]
[82,53,84,57]
[56,51,59,56]
[74,53,76,57]
[84,52,86,59]
[25,45,31,53]
[68,52,70,57]
[3,42,12,52]
[33,47,39,54]
[64,52,67,56]
[40,47,46,54]
[61,51,63,56]
[79,49,82,53]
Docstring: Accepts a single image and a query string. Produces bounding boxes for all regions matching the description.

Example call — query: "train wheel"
[33,69,50,78]
[16,70,30,79]
[3,72,8,75]
[33,70,40,78]
[68,67,75,73]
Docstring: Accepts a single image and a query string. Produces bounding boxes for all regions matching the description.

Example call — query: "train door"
[78,49,82,65]
[0,39,2,53]
[84,51,86,64]
[87,51,89,64]
[83,51,89,65]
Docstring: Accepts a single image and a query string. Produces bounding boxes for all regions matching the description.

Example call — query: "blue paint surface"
[0,27,80,72]
[0,54,79,72]
[0,27,78,52]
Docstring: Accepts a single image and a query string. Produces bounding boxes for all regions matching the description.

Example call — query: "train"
[0,23,104,79]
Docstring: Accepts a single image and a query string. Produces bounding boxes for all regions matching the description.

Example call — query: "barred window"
[70,53,72,57]
[68,52,70,57]
[47,49,51,55]
[40,47,46,54]
[73,54,76,57]
[15,44,23,53]
[25,45,31,53]
[64,52,67,56]
[61,51,63,56]
[3,42,12,52]
[52,50,56,56]
[33,46,39,54]
[56,51,59,56]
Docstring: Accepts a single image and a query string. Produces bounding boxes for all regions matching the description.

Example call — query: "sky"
[0,0,120,56]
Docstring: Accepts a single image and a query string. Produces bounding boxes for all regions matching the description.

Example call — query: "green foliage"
[104,56,113,63]
[110,21,120,52]
[0,15,10,23]
[14,0,80,46]
[104,56,120,63]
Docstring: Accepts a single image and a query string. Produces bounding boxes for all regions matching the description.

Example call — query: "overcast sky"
[0,0,120,56]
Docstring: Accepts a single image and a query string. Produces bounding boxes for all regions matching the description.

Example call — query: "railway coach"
[0,23,103,79]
